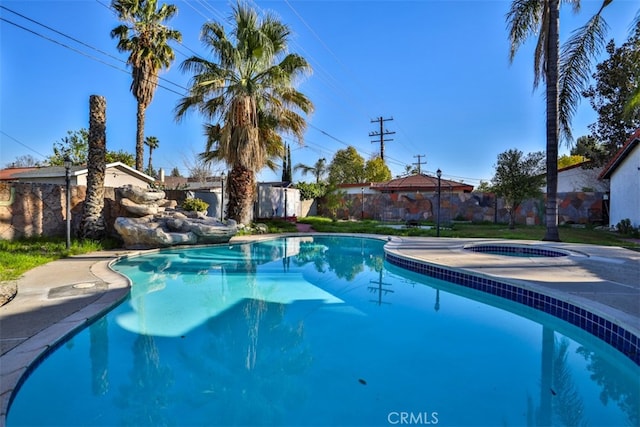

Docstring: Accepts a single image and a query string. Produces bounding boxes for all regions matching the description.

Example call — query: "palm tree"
[110,0,181,172]
[507,0,612,241]
[294,157,327,183]
[81,95,107,240]
[176,3,313,224]
[144,135,159,175]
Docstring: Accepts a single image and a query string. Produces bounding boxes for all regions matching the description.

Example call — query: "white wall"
[609,147,640,228]
[557,167,608,192]
[256,185,301,218]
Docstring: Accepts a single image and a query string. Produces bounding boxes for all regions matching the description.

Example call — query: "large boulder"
[119,184,166,204]
[114,214,237,249]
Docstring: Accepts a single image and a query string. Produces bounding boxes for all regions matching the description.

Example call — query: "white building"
[599,129,640,228]
[4,162,155,188]
[256,183,301,219]
[557,162,608,192]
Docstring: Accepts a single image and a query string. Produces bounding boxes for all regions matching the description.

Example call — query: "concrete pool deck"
[1,235,639,425]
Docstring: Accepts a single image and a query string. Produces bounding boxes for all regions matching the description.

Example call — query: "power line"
[0,131,50,160]
[0,7,189,96]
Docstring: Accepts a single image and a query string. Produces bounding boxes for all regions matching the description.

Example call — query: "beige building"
[0,162,155,188]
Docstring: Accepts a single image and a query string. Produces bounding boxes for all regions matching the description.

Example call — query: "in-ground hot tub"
[464,243,570,258]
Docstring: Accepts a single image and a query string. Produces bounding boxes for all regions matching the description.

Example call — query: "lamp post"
[220,172,225,222]
[436,168,442,237]
[361,187,365,220]
[64,156,72,249]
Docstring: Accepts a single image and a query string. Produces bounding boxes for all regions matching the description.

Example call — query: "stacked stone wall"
[319,191,607,226]
[0,183,608,241]
[0,183,127,240]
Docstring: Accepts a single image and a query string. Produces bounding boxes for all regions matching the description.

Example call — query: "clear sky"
[1,0,637,186]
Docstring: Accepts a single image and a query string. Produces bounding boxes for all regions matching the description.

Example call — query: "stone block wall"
[0,182,608,241]
[319,191,607,226]
[0,183,128,240]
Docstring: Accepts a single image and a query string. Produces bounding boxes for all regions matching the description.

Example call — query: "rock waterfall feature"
[113,185,237,249]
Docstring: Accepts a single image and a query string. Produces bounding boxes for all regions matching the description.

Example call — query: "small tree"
[48,128,134,167]
[322,185,346,220]
[491,149,546,229]
[328,146,365,185]
[106,150,135,167]
[183,150,215,184]
[558,154,586,169]
[476,180,494,193]
[6,154,42,168]
[364,156,391,182]
[48,129,90,165]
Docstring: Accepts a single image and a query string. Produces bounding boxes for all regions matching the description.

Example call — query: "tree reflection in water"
[117,335,174,426]
[577,346,640,426]
[295,237,384,281]
[178,299,312,425]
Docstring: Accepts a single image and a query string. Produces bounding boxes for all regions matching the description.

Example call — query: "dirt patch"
[0,281,17,307]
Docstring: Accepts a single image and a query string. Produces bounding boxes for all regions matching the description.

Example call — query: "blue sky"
[1,0,637,186]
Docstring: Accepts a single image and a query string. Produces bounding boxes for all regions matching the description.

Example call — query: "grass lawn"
[297,216,640,249]
[1,218,637,285]
[0,238,110,282]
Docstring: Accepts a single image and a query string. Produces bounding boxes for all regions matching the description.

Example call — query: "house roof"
[599,128,640,180]
[1,162,155,184]
[0,167,38,181]
[558,160,592,173]
[372,173,474,192]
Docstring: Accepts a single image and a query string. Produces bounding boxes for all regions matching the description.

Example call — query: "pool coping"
[384,239,639,365]
[1,234,639,425]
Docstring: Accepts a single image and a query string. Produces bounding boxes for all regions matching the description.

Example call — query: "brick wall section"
[0,183,608,240]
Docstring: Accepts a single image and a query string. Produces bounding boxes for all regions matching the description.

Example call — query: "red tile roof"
[372,173,474,192]
[0,167,38,181]
[599,128,640,180]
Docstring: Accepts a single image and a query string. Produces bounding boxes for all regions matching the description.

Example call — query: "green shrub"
[295,182,328,200]
[181,198,209,212]
[616,218,639,237]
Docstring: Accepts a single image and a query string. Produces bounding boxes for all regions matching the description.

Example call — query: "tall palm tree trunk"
[544,0,561,242]
[227,165,255,225]
[148,147,154,173]
[136,102,146,171]
[81,95,107,240]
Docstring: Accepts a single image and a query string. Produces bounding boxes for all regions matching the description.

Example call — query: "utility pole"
[369,117,395,160]
[412,154,426,174]
[369,270,394,306]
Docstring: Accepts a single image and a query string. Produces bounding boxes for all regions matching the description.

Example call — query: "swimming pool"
[7,236,639,426]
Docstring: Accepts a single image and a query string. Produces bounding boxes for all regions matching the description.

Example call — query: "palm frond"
[559,12,609,143]
[623,86,640,120]
[631,9,640,36]
[533,7,549,88]
[506,0,543,63]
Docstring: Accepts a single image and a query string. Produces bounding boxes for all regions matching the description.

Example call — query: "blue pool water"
[8,236,640,426]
